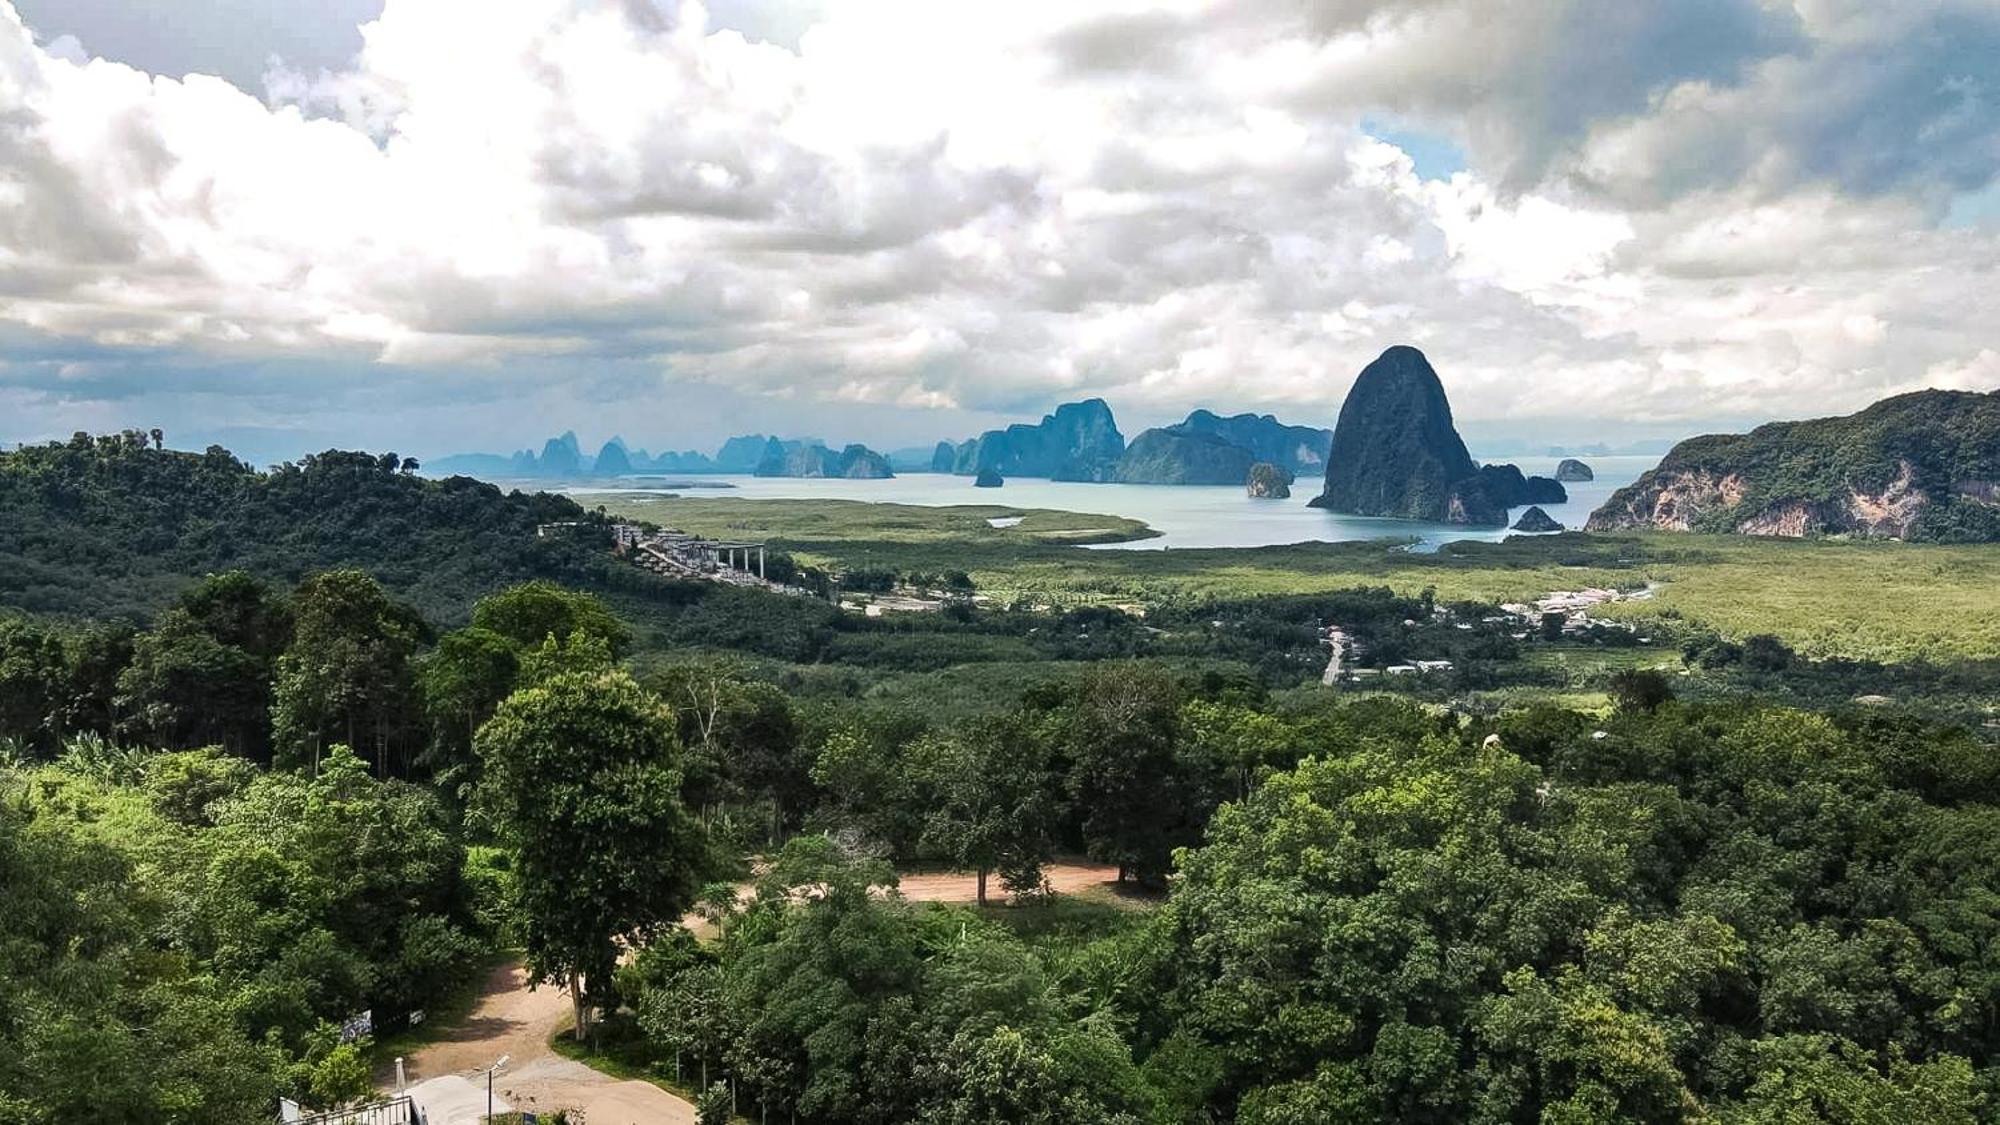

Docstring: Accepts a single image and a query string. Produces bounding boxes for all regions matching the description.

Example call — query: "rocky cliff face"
[1309,346,1507,525]
[1555,458,1594,482]
[1114,429,1254,485]
[945,399,1126,480]
[1587,389,2000,542]
[1587,467,1748,532]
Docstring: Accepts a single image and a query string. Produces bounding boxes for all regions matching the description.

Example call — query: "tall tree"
[0,617,69,754]
[649,657,806,841]
[271,570,428,776]
[1062,664,1215,886]
[473,667,706,1040]
[471,580,631,656]
[416,625,520,789]
[118,573,290,759]
[915,715,1057,905]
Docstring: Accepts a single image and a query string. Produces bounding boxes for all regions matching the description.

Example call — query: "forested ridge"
[1,433,1996,1122]
[0,430,651,621]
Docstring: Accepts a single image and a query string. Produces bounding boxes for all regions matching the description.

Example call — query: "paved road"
[392,863,1123,1121]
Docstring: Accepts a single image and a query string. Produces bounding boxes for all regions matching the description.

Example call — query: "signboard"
[338,1009,373,1043]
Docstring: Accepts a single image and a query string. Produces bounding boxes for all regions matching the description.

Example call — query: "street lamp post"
[482,1054,510,1122]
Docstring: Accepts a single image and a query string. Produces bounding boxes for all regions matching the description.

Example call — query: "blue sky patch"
[1363,118,1468,181]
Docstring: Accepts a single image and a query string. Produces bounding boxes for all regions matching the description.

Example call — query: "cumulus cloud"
[0,0,1994,458]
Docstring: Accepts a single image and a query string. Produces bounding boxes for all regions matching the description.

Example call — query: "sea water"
[546,455,1657,552]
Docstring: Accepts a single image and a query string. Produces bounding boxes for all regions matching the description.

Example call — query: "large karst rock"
[1308,346,1506,525]
[944,399,1126,481]
[536,431,583,477]
[1113,428,1255,485]
[714,434,774,473]
[1476,463,1568,507]
[1169,410,1332,477]
[753,439,896,479]
[592,440,633,477]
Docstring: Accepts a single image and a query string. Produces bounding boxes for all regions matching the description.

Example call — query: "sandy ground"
[894,861,1121,902]
[391,862,1124,1121]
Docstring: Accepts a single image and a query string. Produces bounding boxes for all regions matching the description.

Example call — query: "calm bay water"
[553,455,1658,551]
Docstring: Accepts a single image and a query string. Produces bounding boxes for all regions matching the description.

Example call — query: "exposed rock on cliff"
[1114,429,1255,485]
[1247,462,1293,498]
[1512,506,1563,532]
[1308,346,1506,526]
[1556,458,1595,482]
[1586,389,2000,542]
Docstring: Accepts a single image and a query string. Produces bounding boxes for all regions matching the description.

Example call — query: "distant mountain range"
[928,402,1332,486]
[434,403,1335,488]
[429,431,897,479]
[428,360,2000,542]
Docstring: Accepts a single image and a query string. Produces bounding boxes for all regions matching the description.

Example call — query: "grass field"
[589,494,2000,663]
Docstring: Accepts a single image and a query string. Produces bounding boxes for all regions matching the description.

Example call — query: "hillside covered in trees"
[0,431,643,621]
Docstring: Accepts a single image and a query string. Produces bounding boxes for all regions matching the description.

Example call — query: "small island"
[1555,458,1595,482]
[1246,461,1292,498]
[973,467,1004,488]
[1511,505,1563,532]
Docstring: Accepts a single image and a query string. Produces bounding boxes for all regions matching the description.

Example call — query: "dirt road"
[393,960,693,1123]
[392,862,1123,1121]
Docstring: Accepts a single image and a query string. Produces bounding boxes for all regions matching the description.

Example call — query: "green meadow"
[591,494,2000,662]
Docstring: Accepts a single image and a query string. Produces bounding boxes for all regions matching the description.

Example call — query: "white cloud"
[0,0,1994,458]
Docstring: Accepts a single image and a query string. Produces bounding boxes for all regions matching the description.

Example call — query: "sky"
[1,0,1996,465]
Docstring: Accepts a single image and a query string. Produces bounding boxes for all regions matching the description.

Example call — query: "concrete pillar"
[759,547,766,580]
